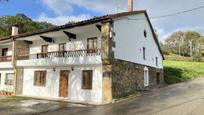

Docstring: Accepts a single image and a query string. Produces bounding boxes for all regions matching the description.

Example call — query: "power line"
[128,5,204,20]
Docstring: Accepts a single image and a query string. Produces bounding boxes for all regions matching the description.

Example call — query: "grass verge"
[164,60,204,84]
[0,96,30,104]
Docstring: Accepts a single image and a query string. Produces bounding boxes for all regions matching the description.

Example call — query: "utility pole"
[189,40,193,57]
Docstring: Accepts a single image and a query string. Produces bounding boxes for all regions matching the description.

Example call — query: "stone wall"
[112,59,164,98]
[14,41,29,95]
[15,68,24,95]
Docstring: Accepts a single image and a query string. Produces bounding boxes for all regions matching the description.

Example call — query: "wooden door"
[156,73,160,85]
[59,70,69,97]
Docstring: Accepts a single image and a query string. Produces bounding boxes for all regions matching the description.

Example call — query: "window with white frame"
[5,73,14,85]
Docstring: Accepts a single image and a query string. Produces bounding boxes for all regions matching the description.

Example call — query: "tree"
[165,31,185,56]
[0,14,55,38]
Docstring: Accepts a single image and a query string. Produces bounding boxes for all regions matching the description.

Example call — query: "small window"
[5,73,14,85]
[144,30,147,38]
[156,57,158,66]
[87,37,97,53]
[82,70,93,89]
[2,48,8,56]
[143,47,146,60]
[34,71,46,87]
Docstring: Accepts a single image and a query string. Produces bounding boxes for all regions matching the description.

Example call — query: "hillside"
[164,60,204,83]
[0,14,55,38]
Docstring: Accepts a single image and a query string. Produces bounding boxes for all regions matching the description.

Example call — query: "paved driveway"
[1,78,204,115]
[40,78,204,115]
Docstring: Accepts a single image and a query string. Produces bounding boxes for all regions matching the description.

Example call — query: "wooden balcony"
[0,56,12,62]
[17,49,101,60]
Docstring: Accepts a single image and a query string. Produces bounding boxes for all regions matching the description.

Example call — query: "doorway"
[59,70,69,97]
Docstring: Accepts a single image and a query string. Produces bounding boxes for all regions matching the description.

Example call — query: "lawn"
[164,60,204,84]
[0,96,30,104]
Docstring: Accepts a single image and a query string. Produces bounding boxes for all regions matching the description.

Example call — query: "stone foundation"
[112,59,164,98]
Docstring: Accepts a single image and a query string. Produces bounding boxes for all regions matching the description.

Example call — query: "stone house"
[0,10,164,104]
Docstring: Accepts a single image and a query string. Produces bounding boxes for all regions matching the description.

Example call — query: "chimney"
[128,0,133,12]
[12,25,19,36]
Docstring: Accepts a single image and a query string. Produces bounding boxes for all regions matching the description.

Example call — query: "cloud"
[35,13,91,25]
[40,0,204,42]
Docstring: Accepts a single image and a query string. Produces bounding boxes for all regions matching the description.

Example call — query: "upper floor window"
[82,70,93,90]
[156,57,158,66]
[144,30,147,38]
[143,47,146,60]
[2,48,8,56]
[59,43,66,57]
[59,43,66,52]
[34,71,46,87]
[5,73,14,85]
[87,37,97,53]
[41,45,48,58]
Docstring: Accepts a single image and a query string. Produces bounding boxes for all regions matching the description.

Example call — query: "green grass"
[0,96,30,104]
[164,60,204,84]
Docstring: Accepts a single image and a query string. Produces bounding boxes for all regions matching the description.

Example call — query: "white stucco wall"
[113,14,163,69]
[0,69,14,92]
[16,27,102,67]
[22,65,103,103]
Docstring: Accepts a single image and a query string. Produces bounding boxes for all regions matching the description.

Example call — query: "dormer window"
[144,30,147,38]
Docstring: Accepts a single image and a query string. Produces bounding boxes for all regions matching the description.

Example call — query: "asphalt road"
[39,78,204,115]
[1,78,204,115]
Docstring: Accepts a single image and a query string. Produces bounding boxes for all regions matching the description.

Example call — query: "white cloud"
[40,0,204,42]
[35,13,91,25]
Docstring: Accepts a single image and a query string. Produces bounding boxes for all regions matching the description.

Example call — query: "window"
[143,47,146,60]
[5,73,14,85]
[2,48,8,56]
[144,30,147,38]
[156,57,158,66]
[41,45,48,58]
[59,43,66,57]
[87,37,97,53]
[34,71,46,87]
[82,70,93,89]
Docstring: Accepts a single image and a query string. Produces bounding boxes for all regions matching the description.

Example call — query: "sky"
[0,0,204,42]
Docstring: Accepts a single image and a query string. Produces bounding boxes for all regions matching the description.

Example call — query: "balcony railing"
[17,49,101,60]
[0,56,12,62]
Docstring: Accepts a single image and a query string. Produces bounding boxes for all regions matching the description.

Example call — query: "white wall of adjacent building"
[113,13,163,69]
[22,65,103,103]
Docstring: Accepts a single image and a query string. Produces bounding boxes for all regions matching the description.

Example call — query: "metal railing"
[17,49,101,60]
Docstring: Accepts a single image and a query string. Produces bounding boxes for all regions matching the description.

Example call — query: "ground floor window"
[34,71,46,87]
[144,67,149,87]
[82,70,93,89]
[5,73,14,85]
